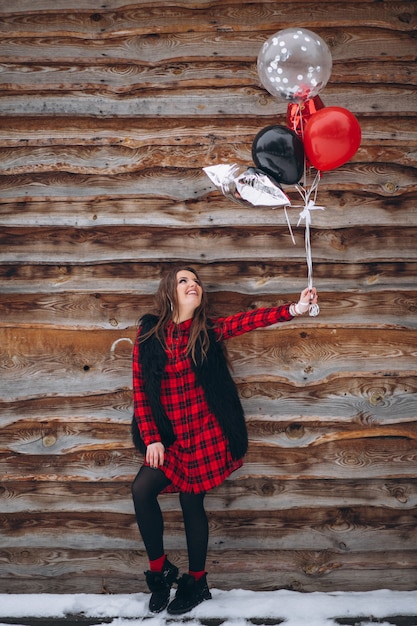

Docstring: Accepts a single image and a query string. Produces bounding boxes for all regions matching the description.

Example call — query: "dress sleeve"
[132,329,162,446]
[213,305,294,341]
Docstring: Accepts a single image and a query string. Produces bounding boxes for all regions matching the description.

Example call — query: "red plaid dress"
[132,306,293,493]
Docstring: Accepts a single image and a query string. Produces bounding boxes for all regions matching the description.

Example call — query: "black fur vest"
[131,314,248,461]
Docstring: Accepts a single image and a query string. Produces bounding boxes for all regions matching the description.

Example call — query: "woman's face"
[175,269,203,316]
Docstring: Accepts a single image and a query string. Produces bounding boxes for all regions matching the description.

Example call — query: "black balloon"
[252,125,305,185]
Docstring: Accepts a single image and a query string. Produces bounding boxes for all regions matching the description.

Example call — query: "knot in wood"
[286,423,305,440]
[19,550,32,564]
[303,563,320,576]
[338,450,366,468]
[260,481,274,496]
[93,451,111,467]
[369,389,386,406]
[384,181,398,193]
[42,435,57,448]
[392,487,409,504]
[258,94,270,107]
[330,508,355,531]
[398,12,412,24]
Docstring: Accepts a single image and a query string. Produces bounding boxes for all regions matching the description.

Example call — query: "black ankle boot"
[144,558,179,613]
[167,573,212,615]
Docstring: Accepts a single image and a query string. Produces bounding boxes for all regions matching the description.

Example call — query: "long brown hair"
[139,266,211,364]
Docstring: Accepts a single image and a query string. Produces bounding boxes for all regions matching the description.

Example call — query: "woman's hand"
[146,442,165,468]
[296,286,318,314]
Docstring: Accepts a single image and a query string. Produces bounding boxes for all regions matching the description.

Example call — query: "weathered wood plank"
[1,261,416,294]
[1,116,416,148]
[240,375,417,424]
[1,59,414,95]
[4,0,410,11]
[1,85,416,116]
[1,326,417,399]
[1,291,417,330]
[1,3,415,38]
[2,418,417,457]
[1,435,416,480]
[1,225,417,264]
[1,507,416,553]
[1,567,415,594]
[0,326,136,400]
[210,476,417,512]
[3,478,417,513]
[0,138,415,176]
[0,163,415,203]
[0,192,416,231]
[242,437,417,479]
[0,28,415,67]
[228,326,417,383]
[0,391,132,428]
[1,372,416,428]
[1,548,416,593]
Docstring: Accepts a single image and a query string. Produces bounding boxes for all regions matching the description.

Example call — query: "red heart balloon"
[286,95,325,138]
[303,106,361,171]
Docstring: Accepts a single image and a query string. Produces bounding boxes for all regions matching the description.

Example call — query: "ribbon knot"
[297,199,325,227]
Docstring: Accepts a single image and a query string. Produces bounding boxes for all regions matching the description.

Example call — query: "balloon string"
[295,170,324,291]
[305,212,313,291]
[284,206,296,245]
[289,104,323,316]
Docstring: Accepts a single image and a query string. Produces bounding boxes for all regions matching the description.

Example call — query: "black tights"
[131,465,209,572]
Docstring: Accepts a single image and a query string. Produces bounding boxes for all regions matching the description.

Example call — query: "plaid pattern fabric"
[132,305,293,493]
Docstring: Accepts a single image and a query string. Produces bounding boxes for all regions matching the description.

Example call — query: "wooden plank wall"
[0,0,417,594]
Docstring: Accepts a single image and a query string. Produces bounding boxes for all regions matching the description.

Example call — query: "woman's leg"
[179,491,208,572]
[131,465,171,560]
[167,492,211,615]
[132,466,178,613]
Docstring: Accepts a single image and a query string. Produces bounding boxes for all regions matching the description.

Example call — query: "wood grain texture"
[1,548,417,594]
[1,290,417,329]
[0,0,416,594]
[1,225,417,264]
[1,325,416,397]
[1,261,417,294]
[2,86,417,116]
[1,507,416,553]
[3,477,417,513]
[0,193,416,229]
[1,3,416,37]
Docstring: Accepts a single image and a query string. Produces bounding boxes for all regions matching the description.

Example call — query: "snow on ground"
[0,589,417,626]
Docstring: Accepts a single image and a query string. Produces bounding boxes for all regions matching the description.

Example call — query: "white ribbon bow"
[297,198,325,229]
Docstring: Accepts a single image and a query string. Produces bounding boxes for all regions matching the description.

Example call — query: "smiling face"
[174,269,203,322]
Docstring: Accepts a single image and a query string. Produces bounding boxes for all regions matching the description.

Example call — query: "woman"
[131,266,318,615]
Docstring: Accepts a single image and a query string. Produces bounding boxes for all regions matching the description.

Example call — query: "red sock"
[150,555,166,572]
[189,570,205,581]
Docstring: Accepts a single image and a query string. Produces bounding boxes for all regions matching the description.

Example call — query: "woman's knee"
[131,465,169,503]
[179,491,206,512]
[131,471,142,500]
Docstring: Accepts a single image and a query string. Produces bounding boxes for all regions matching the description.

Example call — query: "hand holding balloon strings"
[296,286,318,315]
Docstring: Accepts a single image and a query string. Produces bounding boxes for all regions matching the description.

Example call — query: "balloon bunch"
[258,27,361,172]
[255,28,361,316]
[204,28,362,317]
